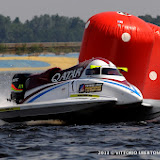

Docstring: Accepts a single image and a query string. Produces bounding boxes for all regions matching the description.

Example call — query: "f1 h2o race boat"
[0,57,154,124]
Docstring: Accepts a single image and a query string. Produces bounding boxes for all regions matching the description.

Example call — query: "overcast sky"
[0,0,160,22]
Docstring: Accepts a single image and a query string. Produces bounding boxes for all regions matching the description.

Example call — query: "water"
[39,52,79,58]
[0,122,160,160]
[0,60,50,68]
[0,72,160,159]
[0,52,79,58]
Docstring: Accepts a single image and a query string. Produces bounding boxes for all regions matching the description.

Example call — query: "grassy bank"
[0,42,81,55]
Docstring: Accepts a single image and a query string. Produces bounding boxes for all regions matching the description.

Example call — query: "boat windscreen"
[86,68,100,75]
[102,68,122,76]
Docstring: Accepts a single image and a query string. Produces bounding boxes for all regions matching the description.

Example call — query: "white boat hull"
[0,97,117,123]
[6,58,159,124]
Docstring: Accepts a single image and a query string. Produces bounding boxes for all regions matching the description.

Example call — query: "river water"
[0,62,160,159]
[0,122,160,160]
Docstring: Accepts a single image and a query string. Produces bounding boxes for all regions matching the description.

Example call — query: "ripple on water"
[0,122,159,159]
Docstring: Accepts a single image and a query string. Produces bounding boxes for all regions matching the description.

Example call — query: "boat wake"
[0,95,14,107]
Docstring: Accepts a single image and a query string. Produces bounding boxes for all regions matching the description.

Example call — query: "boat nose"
[122,79,143,101]
[130,85,143,98]
[115,83,143,105]
[124,85,143,104]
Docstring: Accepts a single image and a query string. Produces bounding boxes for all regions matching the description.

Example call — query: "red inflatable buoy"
[79,11,160,100]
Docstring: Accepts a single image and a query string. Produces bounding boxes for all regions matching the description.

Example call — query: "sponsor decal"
[51,67,83,83]
[18,84,24,89]
[117,11,131,16]
[12,78,19,82]
[11,84,23,92]
[79,83,103,93]
[70,94,99,97]
[117,20,123,24]
[0,107,20,112]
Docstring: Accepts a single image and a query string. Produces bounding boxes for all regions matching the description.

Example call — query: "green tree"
[0,14,85,42]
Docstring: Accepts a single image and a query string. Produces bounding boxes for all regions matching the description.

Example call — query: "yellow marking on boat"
[90,65,101,69]
[0,107,20,112]
[70,94,99,97]
[117,67,128,72]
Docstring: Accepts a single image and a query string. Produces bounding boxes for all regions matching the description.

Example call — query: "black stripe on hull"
[1,103,158,124]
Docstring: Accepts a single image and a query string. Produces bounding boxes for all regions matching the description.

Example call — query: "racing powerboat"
[0,58,148,123]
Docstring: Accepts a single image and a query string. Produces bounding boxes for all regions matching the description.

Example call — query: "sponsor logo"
[70,94,99,97]
[12,78,19,82]
[18,84,24,89]
[51,67,83,83]
[79,83,103,93]
[0,107,20,112]
[117,20,123,24]
[117,11,131,16]
[11,84,23,92]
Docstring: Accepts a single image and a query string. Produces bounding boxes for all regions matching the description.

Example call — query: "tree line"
[138,15,160,26]
[0,14,85,43]
[0,14,159,43]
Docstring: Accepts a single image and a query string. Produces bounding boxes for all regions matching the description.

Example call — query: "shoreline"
[0,42,81,54]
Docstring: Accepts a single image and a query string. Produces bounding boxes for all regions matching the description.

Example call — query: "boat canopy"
[85,67,122,76]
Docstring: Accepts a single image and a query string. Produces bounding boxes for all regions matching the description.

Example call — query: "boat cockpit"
[85,67,122,76]
[84,64,122,78]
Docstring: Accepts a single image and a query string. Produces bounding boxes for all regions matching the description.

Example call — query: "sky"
[0,0,160,22]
